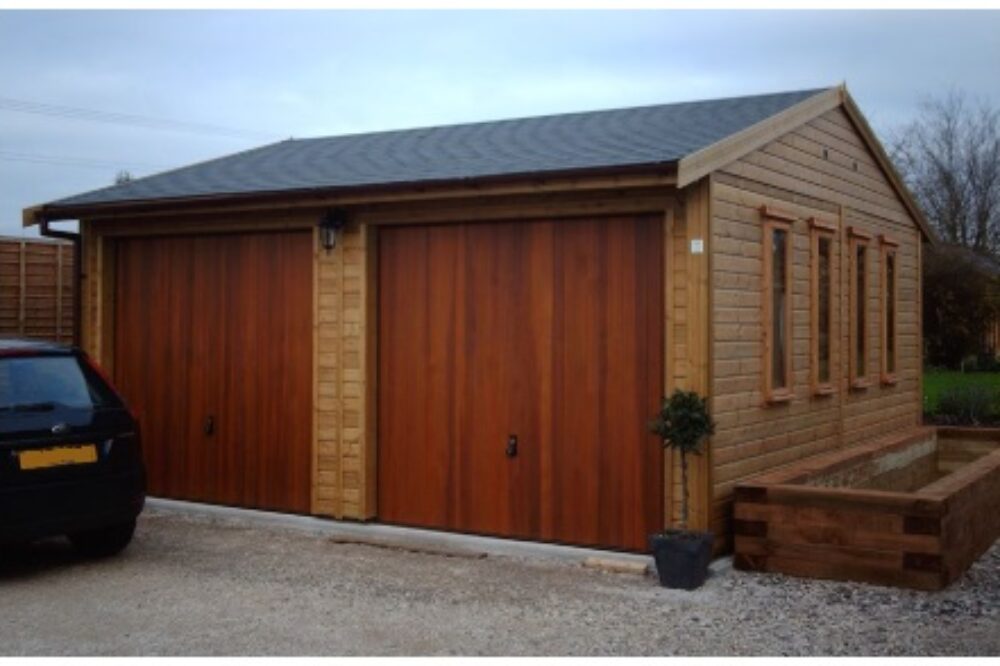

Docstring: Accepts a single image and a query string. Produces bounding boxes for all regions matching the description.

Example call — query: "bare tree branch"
[890,91,1000,256]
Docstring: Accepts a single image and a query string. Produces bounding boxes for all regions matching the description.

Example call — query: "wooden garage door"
[378,215,663,551]
[114,231,313,513]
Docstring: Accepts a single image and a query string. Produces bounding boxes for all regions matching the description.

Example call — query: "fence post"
[56,243,64,341]
[17,240,26,336]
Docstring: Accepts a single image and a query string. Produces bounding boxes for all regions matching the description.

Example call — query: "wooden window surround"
[762,206,794,404]
[881,235,899,386]
[849,226,872,390]
[809,217,837,396]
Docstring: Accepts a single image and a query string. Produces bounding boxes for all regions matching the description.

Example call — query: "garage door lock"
[506,434,518,458]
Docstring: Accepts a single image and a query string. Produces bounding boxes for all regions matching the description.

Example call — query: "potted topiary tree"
[648,389,716,590]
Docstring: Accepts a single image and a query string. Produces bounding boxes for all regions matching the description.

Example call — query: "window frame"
[761,206,795,404]
[809,217,837,396]
[849,226,872,390]
[880,235,899,386]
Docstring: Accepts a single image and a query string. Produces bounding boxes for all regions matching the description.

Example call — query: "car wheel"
[69,520,137,558]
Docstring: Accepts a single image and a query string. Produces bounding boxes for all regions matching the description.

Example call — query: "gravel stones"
[1,509,996,656]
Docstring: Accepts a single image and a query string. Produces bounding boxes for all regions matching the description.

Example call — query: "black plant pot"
[649,529,714,590]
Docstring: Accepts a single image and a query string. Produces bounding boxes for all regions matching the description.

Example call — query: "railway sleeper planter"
[733,426,1000,590]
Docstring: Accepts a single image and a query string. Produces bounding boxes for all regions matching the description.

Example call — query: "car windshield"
[0,355,105,412]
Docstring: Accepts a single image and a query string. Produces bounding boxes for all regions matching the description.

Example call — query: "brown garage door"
[378,215,663,551]
[114,231,313,513]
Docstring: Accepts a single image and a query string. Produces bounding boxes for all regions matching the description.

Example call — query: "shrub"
[975,352,1000,373]
[648,390,715,531]
[923,244,1000,369]
[933,384,1000,425]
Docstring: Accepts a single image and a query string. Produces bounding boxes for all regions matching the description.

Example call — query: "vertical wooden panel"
[662,207,675,525]
[377,225,444,527]
[668,179,713,533]
[460,222,517,536]
[17,240,25,335]
[55,245,63,341]
[115,231,313,513]
[513,220,553,541]
[378,215,663,551]
[362,225,379,518]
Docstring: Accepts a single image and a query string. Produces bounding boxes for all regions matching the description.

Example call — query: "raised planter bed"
[733,427,1000,590]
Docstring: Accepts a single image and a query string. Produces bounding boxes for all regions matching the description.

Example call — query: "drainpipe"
[39,218,82,347]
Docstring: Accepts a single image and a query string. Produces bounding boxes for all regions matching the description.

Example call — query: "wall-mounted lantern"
[319,208,348,252]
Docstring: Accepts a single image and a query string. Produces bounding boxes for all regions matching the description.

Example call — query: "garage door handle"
[506,434,518,458]
[204,415,215,437]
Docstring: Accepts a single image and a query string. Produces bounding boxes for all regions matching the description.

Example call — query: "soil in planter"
[805,434,997,492]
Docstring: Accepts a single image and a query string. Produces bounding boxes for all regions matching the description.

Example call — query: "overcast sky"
[2,10,999,237]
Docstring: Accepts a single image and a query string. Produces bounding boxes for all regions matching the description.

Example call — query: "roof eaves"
[25,161,680,225]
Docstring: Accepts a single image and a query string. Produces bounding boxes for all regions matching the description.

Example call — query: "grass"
[923,369,1000,414]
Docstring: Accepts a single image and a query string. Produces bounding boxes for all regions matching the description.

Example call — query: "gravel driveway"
[1,508,997,656]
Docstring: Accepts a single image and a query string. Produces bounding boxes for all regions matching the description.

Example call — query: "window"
[810,218,837,395]
[849,227,872,389]
[762,207,795,403]
[881,236,899,384]
[0,355,108,411]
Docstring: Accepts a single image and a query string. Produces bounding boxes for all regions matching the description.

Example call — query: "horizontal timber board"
[733,503,941,554]
[49,170,678,224]
[738,483,944,516]
[734,550,945,590]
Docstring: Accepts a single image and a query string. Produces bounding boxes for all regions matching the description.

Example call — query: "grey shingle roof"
[50,88,828,208]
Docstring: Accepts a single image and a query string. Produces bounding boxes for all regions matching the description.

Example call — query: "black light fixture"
[319,208,348,252]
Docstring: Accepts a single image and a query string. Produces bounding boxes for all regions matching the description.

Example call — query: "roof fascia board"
[21,205,42,228]
[678,84,936,244]
[676,87,843,189]
[24,166,677,226]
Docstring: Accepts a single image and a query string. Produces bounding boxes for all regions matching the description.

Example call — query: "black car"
[0,338,145,556]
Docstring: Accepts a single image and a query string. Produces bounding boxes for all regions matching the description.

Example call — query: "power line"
[0,96,277,141]
[0,150,171,172]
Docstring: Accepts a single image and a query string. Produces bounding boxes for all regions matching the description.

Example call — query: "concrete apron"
[146,497,666,576]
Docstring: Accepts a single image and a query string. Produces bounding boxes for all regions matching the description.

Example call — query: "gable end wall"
[708,106,923,548]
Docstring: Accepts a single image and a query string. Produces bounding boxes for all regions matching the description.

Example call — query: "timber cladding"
[314,221,377,520]
[0,236,74,342]
[709,105,924,548]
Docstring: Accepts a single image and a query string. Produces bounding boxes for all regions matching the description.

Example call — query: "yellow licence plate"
[19,444,98,471]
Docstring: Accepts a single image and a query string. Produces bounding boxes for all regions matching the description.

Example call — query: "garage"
[377,215,664,551]
[26,86,933,554]
[112,231,314,513]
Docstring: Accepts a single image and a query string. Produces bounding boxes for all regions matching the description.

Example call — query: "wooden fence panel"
[0,237,75,343]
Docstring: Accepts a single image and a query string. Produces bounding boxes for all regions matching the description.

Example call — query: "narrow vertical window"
[772,227,789,388]
[762,206,795,404]
[849,227,872,389]
[881,236,899,384]
[810,218,836,395]
[819,239,832,382]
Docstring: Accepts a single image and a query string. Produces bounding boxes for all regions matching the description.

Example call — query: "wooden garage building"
[25,85,933,552]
